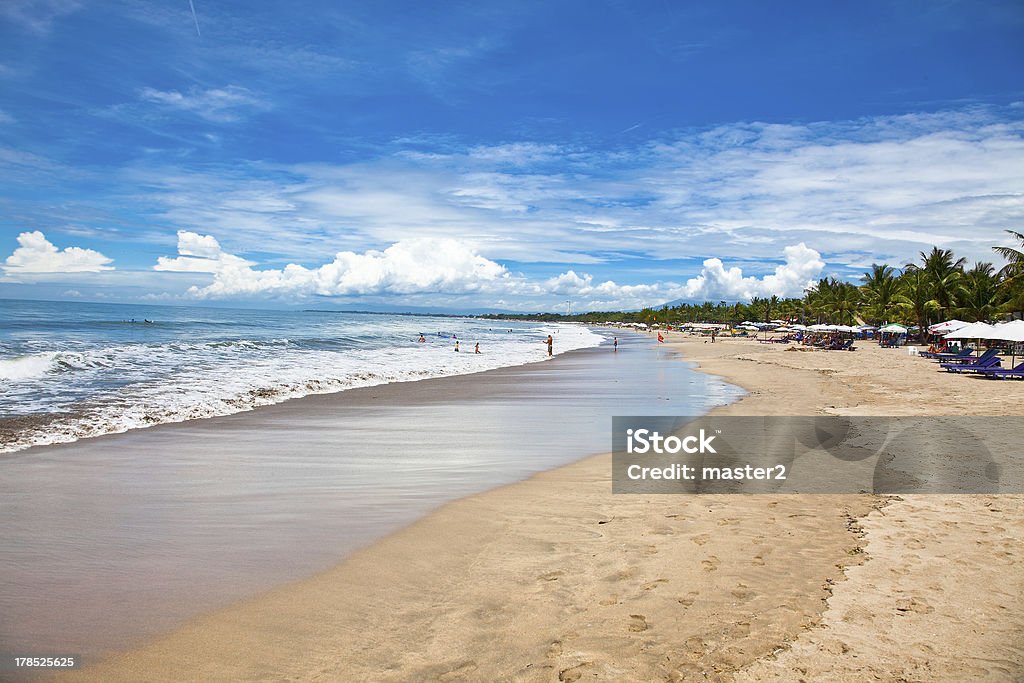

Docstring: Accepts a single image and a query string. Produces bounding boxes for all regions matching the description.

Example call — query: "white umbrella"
[944,322,995,339]
[988,320,1024,343]
[880,324,908,334]
[928,319,969,334]
[944,321,997,359]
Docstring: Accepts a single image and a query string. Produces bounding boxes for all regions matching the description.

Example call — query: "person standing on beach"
[545,334,553,357]
[474,343,480,354]
[613,337,618,351]
[454,341,460,352]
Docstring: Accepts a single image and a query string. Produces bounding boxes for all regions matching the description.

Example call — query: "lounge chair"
[920,347,973,360]
[940,352,1001,373]
[938,348,998,366]
[978,361,1024,379]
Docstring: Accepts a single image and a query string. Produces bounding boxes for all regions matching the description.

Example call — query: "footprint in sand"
[641,578,669,591]
[599,594,619,606]
[691,533,711,546]
[895,597,934,614]
[558,663,591,682]
[539,570,564,582]
[628,614,649,632]
[702,556,720,572]
[731,583,754,601]
[677,591,698,607]
[546,640,563,658]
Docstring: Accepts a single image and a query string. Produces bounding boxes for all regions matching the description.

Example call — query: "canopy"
[944,322,995,339]
[928,319,969,334]
[879,324,908,334]
[987,320,1024,343]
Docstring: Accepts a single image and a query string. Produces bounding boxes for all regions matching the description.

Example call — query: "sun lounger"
[940,352,1001,373]
[978,361,1024,379]
[938,348,998,366]
[920,347,973,360]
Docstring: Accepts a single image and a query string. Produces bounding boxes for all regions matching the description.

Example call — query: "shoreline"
[45,335,1024,680]
[0,323,603,457]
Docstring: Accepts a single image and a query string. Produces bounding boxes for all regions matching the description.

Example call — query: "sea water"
[0,299,601,453]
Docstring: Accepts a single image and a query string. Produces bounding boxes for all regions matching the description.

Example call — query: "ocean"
[0,299,601,453]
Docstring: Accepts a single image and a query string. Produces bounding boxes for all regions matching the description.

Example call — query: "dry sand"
[63,336,1023,682]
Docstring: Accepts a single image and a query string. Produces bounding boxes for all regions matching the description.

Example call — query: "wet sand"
[34,334,1024,681]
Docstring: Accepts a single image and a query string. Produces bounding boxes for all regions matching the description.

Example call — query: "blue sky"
[1,0,1023,310]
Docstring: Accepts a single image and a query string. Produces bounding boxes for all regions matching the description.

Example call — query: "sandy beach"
[52,335,1024,681]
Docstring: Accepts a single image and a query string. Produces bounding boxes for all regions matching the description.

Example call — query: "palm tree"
[861,263,900,324]
[993,229,1024,282]
[911,247,966,321]
[994,229,1024,320]
[897,269,939,338]
[959,262,999,322]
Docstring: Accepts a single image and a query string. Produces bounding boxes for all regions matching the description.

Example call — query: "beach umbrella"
[928,319,969,335]
[944,321,997,358]
[879,323,908,333]
[943,322,995,339]
[987,321,1024,365]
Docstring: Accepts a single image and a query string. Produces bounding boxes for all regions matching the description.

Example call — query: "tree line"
[483,230,1024,330]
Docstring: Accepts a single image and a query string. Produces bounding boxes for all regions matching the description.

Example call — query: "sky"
[1,0,1023,312]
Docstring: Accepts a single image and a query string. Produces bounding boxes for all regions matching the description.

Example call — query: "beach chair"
[920,347,973,360]
[937,348,997,366]
[978,361,1024,379]
[940,352,1001,373]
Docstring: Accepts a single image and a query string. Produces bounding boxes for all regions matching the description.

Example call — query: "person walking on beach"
[474,343,480,354]
[545,334,553,357]
[613,337,618,351]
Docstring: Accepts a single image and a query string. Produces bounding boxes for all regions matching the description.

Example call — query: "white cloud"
[677,243,825,300]
[139,85,266,122]
[108,107,1023,275]
[154,230,256,272]
[3,230,113,274]
[534,245,824,307]
[156,233,510,298]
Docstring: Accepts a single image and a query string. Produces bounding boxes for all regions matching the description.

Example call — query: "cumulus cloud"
[156,233,510,298]
[677,243,825,300]
[153,231,826,309]
[534,245,824,308]
[155,230,256,272]
[3,230,113,274]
